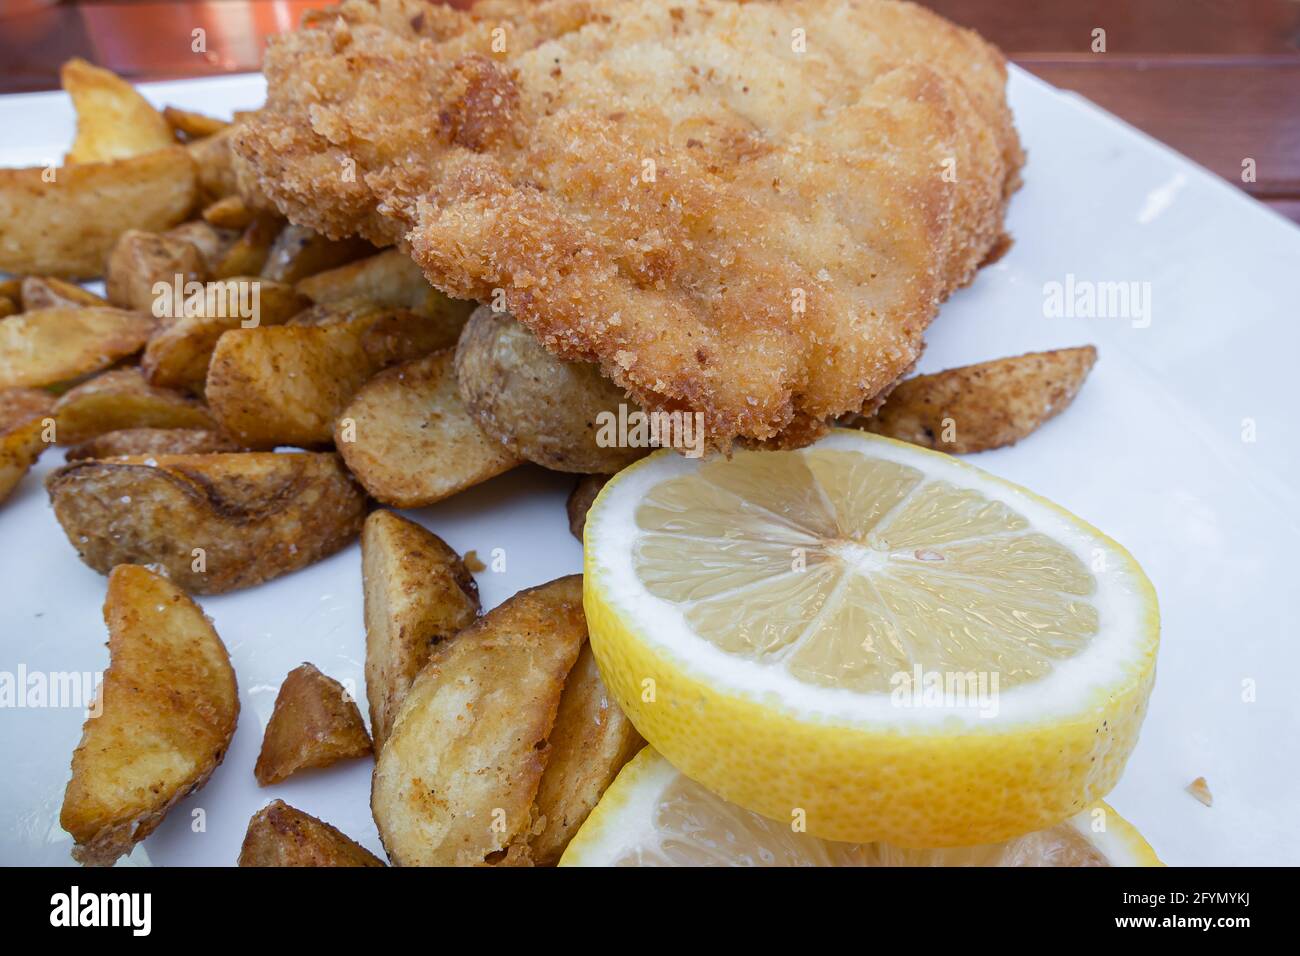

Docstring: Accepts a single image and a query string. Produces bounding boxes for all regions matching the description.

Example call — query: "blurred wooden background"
[1,0,1297,222]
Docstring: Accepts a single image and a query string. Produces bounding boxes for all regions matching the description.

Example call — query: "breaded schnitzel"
[236,0,1023,450]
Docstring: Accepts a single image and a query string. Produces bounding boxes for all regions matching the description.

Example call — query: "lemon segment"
[582,430,1159,847]
[560,748,1163,867]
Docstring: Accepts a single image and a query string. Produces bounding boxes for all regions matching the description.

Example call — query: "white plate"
[1,68,1297,867]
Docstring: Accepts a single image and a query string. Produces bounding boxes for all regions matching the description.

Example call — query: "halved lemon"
[560,748,1163,866]
[583,430,1159,847]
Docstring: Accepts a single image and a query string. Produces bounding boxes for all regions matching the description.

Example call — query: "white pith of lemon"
[582,429,1159,847]
[560,748,1163,867]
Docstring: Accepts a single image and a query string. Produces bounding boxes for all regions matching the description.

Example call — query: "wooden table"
[3,0,1298,222]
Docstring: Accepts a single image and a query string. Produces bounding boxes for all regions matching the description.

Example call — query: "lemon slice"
[582,430,1159,847]
[560,748,1163,867]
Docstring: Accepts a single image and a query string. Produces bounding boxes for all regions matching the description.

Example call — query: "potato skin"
[64,427,242,461]
[239,800,384,867]
[454,306,645,474]
[362,510,480,749]
[60,565,238,866]
[566,474,608,542]
[46,452,366,593]
[860,346,1098,454]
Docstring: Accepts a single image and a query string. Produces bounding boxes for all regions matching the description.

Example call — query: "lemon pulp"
[634,449,1100,692]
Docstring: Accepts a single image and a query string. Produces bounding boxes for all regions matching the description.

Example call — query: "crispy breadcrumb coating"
[236,0,1023,449]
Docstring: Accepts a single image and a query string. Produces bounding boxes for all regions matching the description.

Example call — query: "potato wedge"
[187,125,238,202]
[372,575,587,866]
[60,565,238,866]
[211,210,282,279]
[254,663,372,786]
[20,276,107,310]
[528,643,643,865]
[456,307,644,473]
[64,427,242,461]
[202,195,254,230]
[141,278,308,393]
[362,511,480,749]
[105,228,206,313]
[52,368,218,443]
[337,351,520,507]
[261,223,372,284]
[566,474,608,542]
[62,59,175,164]
[1,387,56,504]
[296,249,474,335]
[860,346,1099,454]
[0,295,16,319]
[165,220,238,274]
[0,147,197,279]
[164,105,231,141]
[239,800,384,867]
[206,305,447,447]
[47,452,366,593]
[0,307,155,389]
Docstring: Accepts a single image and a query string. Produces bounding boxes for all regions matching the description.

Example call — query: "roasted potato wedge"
[202,195,254,230]
[165,220,238,274]
[566,474,608,542]
[296,249,474,335]
[1,387,56,504]
[254,663,372,786]
[164,105,231,141]
[860,346,1099,454]
[0,307,155,389]
[238,800,384,867]
[456,307,644,473]
[20,276,107,310]
[64,427,242,461]
[337,350,520,507]
[529,643,643,865]
[47,452,366,593]
[51,368,218,443]
[212,210,281,279]
[141,278,308,393]
[62,59,175,164]
[60,565,238,866]
[261,223,372,284]
[206,304,447,447]
[362,511,480,749]
[0,147,197,279]
[187,125,238,202]
[105,228,206,313]
[372,575,587,866]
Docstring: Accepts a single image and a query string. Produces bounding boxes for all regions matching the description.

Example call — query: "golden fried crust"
[237,0,1023,449]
